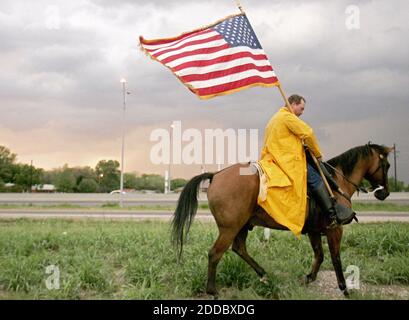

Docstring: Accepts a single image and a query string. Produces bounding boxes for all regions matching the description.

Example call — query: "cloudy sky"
[1,0,408,182]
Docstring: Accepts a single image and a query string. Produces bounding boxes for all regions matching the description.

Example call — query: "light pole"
[30,160,33,193]
[393,143,397,191]
[168,123,175,193]
[120,78,127,207]
[98,173,104,192]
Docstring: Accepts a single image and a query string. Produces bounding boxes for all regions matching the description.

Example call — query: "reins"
[322,161,369,195]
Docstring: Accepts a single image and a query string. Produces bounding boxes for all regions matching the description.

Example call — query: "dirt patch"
[308,270,409,300]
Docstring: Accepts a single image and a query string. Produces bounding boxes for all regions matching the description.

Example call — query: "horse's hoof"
[303,274,315,285]
[259,276,268,284]
[343,289,350,297]
[206,289,218,299]
[206,293,218,300]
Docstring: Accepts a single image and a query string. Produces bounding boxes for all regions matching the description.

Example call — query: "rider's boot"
[311,182,355,228]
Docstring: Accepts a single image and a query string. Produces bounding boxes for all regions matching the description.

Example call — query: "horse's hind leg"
[232,225,267,280]
[304,232,324,284]
[206,227,238,297]
[326,227,349,296]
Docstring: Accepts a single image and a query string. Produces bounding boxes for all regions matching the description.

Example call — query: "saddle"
[304,187,357,234]
[250,162,267,202]
[250,161,357,233]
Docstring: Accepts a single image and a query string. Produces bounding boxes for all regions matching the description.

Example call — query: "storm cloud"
[1,0,408,182]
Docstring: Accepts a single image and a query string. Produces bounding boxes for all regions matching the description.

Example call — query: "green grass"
[0,202,408,212]
[0,203,208,211]
[352,202,409,212]
[0,219,408,299]
[0,203,86,210]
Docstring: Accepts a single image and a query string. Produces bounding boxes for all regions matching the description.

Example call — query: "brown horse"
[171,143,392,297]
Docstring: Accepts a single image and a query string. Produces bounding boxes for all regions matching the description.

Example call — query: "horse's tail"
[171,172,214,260]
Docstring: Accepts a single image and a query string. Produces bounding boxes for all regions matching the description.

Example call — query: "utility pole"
[30,160,33,193]
[119,78,128,208]
[168,123,175,193]
[393,143,397,191]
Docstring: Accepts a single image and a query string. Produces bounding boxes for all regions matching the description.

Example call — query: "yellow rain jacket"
[258,107,322,238]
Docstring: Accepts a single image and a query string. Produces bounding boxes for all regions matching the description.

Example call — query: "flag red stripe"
[140,13,279,99]
[143,29,213,49]
[172,51,269,72]
[180,64,273,82]
[152,34,223,58]
[195,76,279,97]
[161,44,230,65]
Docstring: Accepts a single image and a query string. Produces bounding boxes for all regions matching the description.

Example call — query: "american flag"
[139,13,279,99]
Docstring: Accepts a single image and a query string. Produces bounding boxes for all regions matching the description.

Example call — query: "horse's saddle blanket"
[250,162,267,202]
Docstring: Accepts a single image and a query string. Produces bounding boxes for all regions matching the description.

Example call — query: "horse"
[171,143,392,297]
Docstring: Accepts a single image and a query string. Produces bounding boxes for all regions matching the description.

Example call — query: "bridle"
[364,153,389,191]
[323,162,368,195]
[323,151,388,200]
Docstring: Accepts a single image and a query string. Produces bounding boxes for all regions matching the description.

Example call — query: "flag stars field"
[140,13,278,99]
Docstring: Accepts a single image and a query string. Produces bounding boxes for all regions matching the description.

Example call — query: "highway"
[0,192,408,223]
[0,209,408,223]
[0,192,186,206]
[0,192,409,206]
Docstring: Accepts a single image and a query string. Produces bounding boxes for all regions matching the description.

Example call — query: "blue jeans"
[307,163,322,189]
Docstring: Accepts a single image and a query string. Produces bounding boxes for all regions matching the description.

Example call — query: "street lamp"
[30,160,33,193]
[168,123,175,193]
[98,173,104,191]
[119,78,127,207]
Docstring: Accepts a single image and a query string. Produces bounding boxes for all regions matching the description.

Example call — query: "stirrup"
[326,216,339,229]
[334,203,356,225]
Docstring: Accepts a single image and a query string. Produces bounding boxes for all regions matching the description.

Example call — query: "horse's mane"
[327,143,389,177]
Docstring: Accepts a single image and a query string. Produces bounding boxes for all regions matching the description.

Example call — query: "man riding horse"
[258,94,355,238]
[172,103,391,296]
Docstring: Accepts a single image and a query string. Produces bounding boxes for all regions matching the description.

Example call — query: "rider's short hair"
[288,94,305,105]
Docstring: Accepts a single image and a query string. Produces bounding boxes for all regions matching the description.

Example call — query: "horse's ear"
[385,145,395,154]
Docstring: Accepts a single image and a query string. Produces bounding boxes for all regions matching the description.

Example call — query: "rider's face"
[292,100,305,117]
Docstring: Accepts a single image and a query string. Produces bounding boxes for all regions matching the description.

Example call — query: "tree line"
[0,146,187,193]
[1,145,408,193]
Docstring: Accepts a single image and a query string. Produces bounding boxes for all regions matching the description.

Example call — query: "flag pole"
[235,0,245,14]
[276,80,334,197]
[309,149,336,199]
[234,1,293,115]
[278,83,335,198]
[233,1,292,114]
[276,82,334,197]
[277,83,294,114]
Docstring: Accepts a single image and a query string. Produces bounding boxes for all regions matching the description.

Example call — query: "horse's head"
[364,144,393,201]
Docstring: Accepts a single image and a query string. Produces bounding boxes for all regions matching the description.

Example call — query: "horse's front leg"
[304,231,324,284]
[326,226,349,296]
